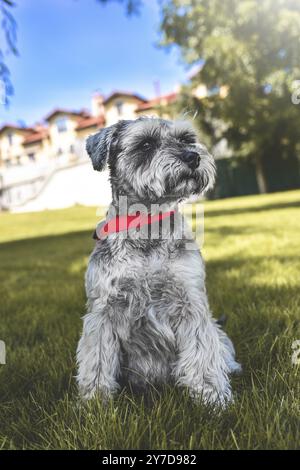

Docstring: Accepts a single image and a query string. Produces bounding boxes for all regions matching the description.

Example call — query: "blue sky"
[0,0,188,126]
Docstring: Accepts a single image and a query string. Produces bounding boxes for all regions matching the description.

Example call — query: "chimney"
[92,92,105,118]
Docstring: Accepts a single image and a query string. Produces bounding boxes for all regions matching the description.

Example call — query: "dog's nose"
[181,151,200,170]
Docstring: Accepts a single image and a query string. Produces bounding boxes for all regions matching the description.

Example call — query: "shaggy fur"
[76,117,241,406]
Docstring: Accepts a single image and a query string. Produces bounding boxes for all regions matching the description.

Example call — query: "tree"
[98,0,142,15]
[160,0,300,193]
[0,0,17,106]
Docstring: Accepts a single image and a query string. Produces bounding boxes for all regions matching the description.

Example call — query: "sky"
[0,0,188,127]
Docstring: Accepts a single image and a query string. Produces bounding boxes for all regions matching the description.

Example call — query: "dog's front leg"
[76,307,120,401]
[173,313,233,407]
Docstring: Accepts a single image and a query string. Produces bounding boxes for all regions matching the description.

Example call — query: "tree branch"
[0,0,18,106]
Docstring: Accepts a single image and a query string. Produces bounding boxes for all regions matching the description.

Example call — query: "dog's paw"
[78,383,117,404]
[190,385,233,409]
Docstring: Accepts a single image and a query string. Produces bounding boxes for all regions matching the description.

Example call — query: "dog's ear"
[86,125,116,171]
[86,120,131,171]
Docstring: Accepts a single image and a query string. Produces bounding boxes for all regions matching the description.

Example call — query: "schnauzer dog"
[76,117,241,406]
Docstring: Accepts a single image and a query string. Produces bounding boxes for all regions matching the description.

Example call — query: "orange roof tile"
[136,92,178,112]
[76,115,105,130]
[0,124,34,135]
[103,91,147,105]
[23,129,49,145]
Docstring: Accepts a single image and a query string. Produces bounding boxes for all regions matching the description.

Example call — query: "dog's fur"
[76,117,241,406]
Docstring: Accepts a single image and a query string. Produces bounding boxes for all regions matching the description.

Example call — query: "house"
[44,108,105,164]
[100,91,147,125]
[0,90,180,170]
[0,124,35,167]
[135,92,178,118]
[0,86,222,210]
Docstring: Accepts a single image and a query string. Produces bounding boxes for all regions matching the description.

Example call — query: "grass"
[0,190,300,450]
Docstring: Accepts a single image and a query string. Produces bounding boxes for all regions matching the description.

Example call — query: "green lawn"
[0,190,300,450]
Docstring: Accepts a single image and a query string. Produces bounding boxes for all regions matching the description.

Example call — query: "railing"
[0,143,88,211]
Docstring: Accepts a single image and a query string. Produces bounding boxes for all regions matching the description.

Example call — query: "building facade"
[0,91,179,170]
[0,90,179,210]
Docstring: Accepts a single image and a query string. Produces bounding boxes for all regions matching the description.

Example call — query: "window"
[56,117,68,133]
[115,100,123,116]
[7,132,13,146]
[28,153,35,162]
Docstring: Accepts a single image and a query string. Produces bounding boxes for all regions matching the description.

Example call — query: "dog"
[76,117,241,406]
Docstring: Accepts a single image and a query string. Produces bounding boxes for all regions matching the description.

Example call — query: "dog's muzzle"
[180,151,200,171]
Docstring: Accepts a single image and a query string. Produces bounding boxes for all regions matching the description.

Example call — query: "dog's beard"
[163,164,214,200]
[115,152,215,203]
[121,166,214,203]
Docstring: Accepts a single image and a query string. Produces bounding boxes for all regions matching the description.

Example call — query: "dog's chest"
[89,236,204,342]
[109,248,203,343]
[111,256,180,375]
[87,239,205,383]
[104,247,176,333]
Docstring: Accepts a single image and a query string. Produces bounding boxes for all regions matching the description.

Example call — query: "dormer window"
[115,100,123,116]
[56,117,68,133]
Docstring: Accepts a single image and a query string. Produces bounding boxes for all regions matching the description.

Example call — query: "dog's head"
[86,117,215,203]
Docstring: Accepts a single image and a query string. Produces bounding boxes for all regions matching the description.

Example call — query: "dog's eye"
[142,140,155,151]
[177,135,196,145]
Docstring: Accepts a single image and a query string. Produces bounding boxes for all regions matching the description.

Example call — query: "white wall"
[12,162,111,212]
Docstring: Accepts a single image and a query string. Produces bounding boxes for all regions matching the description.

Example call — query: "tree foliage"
[0,0,17,106]
[97,0,142,15]
[160,0,300,192]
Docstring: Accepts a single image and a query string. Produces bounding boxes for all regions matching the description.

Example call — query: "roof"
[76,115,105,131]
[0,124,33,136]
[135,92,178,112]
[23,128,49,145]
[103,91,147,106]
[44,108,89,122]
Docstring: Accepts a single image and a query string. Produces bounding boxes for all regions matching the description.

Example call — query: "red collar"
[94,210,175,240]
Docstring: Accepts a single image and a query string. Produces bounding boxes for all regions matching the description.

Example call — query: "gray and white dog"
[76,117,241,406]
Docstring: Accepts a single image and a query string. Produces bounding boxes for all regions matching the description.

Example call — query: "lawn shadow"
[0,229,299,412]
[206,254,300,379]
[204,224,274,237]
[205,199,300,218]
[0,228,95,250]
